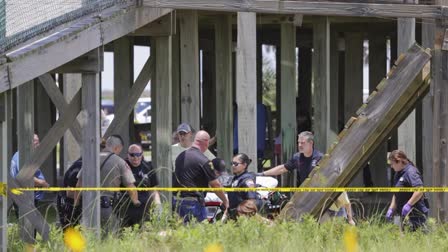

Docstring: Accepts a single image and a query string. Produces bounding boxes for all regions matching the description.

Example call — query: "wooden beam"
[397,17,416,162]
[131,12,175,36]
[81,72,101,236]
[143,0,445,19]
[298,47,312,131]
[62,74,82,172]
[39,74,82,144]
[50,49,103,73]
[16,81,35,244]
[421,18,435,217]
[103,56,153,139]
[215,15,233,166]
[0,91,11,252]
[282,44,431,220]
[280,23,297,186]
[312,17,330,152]
[344,32,364,188]
[114,37,134,154]
[329,28,340,144]
[368,34,389,187]
[35,79,57,186]
[151,35,172,201]
[179,10,200,130]
[236,12,258,172]
[172,22,181,129]
[0,5,171,93]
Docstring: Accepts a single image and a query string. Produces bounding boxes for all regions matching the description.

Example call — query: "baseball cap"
[176,123,192,133]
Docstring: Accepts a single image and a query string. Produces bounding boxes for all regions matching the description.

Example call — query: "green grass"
[7,208,448,252]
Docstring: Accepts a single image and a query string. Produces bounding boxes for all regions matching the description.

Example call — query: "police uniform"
[58,158,82,229]
[122,159,159,227]
[393,163,429,230]
[228,171,257,210]
[173,146,217,223]
[284,149,323,186]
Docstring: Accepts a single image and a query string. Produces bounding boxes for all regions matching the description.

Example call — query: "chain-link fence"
[0,0,128,55]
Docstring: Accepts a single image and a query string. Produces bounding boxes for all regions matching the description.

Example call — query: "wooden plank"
[0,5,171,93]
[0,91,10,252]
[50,49,103,73]
[35,80,56,186]
[62,74,82,172]
[368,34,389,187]
[81,73,101,235]
[131,12,175,36]
[179,10,200,130]
[103,56,153,139]
[281,44,431,220]
[201,39,216,136]
[421,18,435,217]
[16,81,35,244]
[0,64,8,94]
[397,17,417,162]
[281,23,297,186]
[39,74,82,144]
[151,36,172,201]
[312,17,330,152]
[143,0,445,19]
[114,37,134,154]
[432,18,448,222]
[172,19,181,129]
[236,12,258,172]
[215,14,233,165]
[329,28,339,144]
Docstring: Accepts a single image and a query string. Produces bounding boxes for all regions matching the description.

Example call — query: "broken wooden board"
[281,43,431,220]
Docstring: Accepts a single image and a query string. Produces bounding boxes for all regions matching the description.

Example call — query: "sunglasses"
[128,152,143,158]
[231,161,242,166]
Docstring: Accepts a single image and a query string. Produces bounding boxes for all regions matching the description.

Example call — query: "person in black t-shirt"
[121,144,161,227]
[386,150,429,231]
[57,158,82,229]
[173,130,229,223]
[261,131,323,186]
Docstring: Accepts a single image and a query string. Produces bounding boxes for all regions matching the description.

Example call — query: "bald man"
[173,130,228,223]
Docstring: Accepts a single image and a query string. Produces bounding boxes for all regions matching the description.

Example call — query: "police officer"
[122,144,161,227]
[228,153,257,217]
[74,135,141,235]
[262,131,323,186]
[173,130,229,223]
[386,150,429,231]
[57,158,82,229]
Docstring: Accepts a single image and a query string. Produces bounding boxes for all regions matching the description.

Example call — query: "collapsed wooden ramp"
[281,43,431,220]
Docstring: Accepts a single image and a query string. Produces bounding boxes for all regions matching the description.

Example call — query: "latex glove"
[401,203,412,217]
[255,172,264,176]
[386,208,394,221]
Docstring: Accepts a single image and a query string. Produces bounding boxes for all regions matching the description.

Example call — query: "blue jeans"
[173,198,207,223]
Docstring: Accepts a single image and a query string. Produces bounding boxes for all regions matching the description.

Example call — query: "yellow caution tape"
[2,186,448,193]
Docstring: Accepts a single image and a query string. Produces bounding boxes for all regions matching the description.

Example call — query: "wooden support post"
[35,80,56,186]
[298,47,312,133]
[369,34,388,187]
[312,17,330,152]
[280,23,297,186]
[114,37,134,153]
[329,28,339,144]
[17,81,35,244]
[432,17,448,222]
[63,74,82,172]
[0,91,11,252]
[179,10,200,130]
[421,18,435,217]
[81,72,101,236]
[172,24,181,130]
[201,38,216,134]
[151,36,172,201]
[215,15,233,165]
[397,16,416,162]
[344,32,363,187]
[236,12,258,172]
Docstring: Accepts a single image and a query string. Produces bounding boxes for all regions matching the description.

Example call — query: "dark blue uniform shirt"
[228,171,257,209]
[284,149,323,186]
[393,163,429,216]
